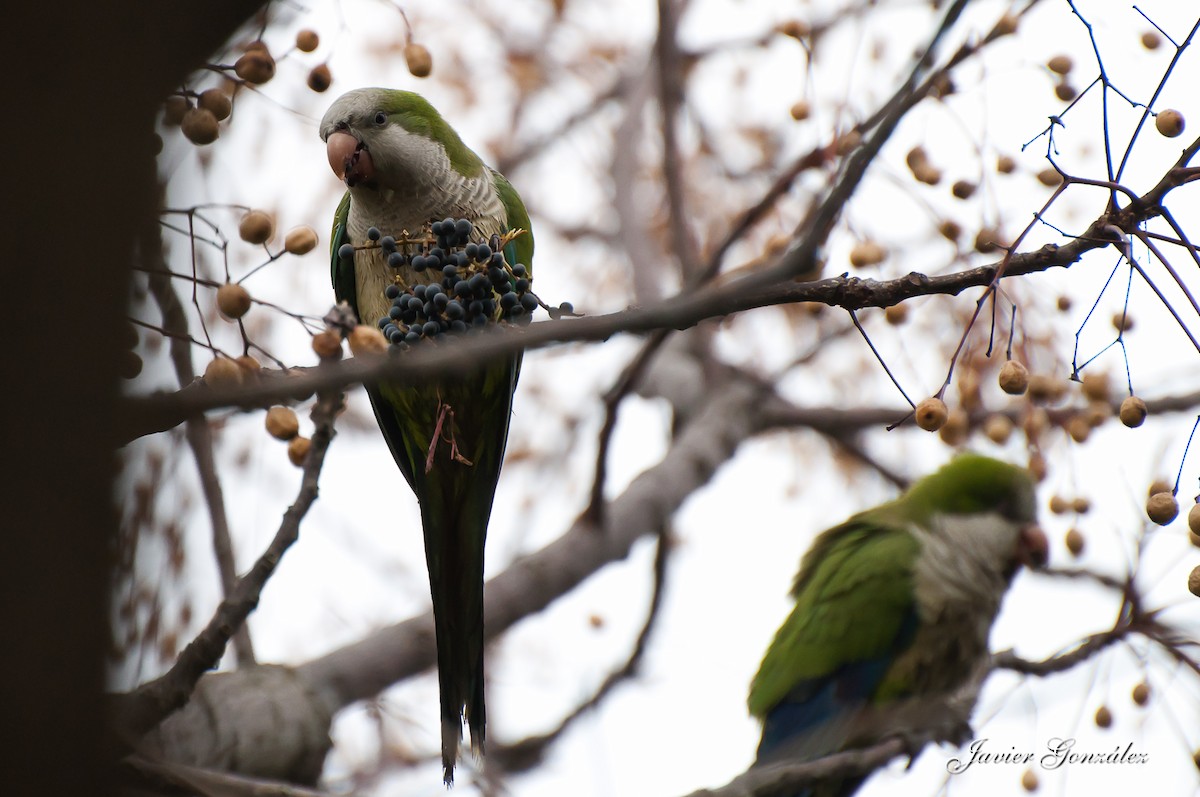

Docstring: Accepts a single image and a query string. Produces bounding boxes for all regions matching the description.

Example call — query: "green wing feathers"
[747,521,920,718]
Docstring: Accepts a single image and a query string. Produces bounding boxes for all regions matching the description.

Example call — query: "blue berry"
[512,263,527,277]
[476,243,492,261]
[385,284,400,299]
[387,251,406,268]
[377,317,390,330]
[450,320,468,333]
[515,278,530,292]
[381,235,396,252]
[443,264,458,279]
[423,320,441,337]
[559,301,574,313]
[411,255,427,272]
[431,220,444,236]
[500,291,518,310]
[446,300,465,320]
[405,331,421,344]
[464,243,479,259]
[367,227,381,241]
[338,243,355,261]
[520,293,538,312]
[433,293,449,310]
[454,218,473,239]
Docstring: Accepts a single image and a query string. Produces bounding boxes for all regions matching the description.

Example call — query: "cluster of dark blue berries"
[337,218,563,347]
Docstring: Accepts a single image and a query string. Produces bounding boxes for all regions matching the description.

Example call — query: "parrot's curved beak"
[326,130,376,188]
[1017,523,1049,569]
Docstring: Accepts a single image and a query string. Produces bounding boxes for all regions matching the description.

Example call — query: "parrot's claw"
[426,401,475,473]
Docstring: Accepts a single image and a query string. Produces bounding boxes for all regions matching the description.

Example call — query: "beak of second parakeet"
[1017,523,1049,570]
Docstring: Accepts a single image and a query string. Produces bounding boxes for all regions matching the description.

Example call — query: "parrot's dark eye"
[374,111,387,125]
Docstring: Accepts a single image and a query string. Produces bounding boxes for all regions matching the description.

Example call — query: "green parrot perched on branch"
[320,88,533,784]
[748,453,1048,797]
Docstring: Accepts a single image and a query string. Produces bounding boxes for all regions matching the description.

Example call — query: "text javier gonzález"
[948,738,1148,774]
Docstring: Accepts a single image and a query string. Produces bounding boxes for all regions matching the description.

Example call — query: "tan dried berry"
[216,283,252,319]
[1057,295,1072,312]
[295,28,320,52]
[1067,414,1091,443]
[1141,31,1161,50]
[1156,108,1185,138]
[849,240,886,268]
[308,63,332,93]
[204,357,243,387]
[1065,528,1085,556]
[984,413,1013,444]
[1132,682,1150,706]
[884,303,908,326]
[1023,407,1050,438]
[235,355,261,376]
[1021,768,1039,792]
[197,88,232,121]
[163,95,191,126]
[989,13,1019,39]
[1146,491,1179,525]
[1148,478,1172,499]
[1036,168,1062,187]
[996,154,1016,174]
[1055,81,1077,102]
[405,43,433,78]
[1081,371,1109,402]
[789,100,811,121]
[181,107,219,145]
[1112,312,1134,333]
[998,360,1029,395]
[1119,395,1147,427]
[284,226,319,255]
[1189,565,1200,598]
[905,146,929,171]
[235,49,276,84]
[1188,502,1200,535]
[913,163,942,185]
[312,329,343,360]
[938,408,970,446]
[938,219,962,242]
[1094,705,1113,728]
[265,406,300,440]
[348,325,388,356]
[974,226,1004,253]
[1047,54,1073,74]
[1049,495,1070,515]
[951,180,976,199]
[287,436,312,467]
[915,397,949,432]
[239,210,274,245]
[1072,496,1091,514]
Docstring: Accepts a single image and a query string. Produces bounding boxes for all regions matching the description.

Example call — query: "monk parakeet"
[320,88,533,784]
[747,453,1047,797]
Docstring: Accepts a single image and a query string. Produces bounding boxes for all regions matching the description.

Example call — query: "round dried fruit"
[996,154,1016,174]
[1156,109,1185,138]
[308,63,332,93]
[284,226,319,255]
[204,357,243,387]
[1047,54,1073,74]
[938,408,969,445]
[1081,371,1109,402]
[1132,682,1150,706]
[405,43,433,78]
[217,283,252,319]
[197,88,232,121]
[998,360,1029,395]
[163,95,191,125]
[239,210,274,245]
[312,329,343,360]
[1141,31,1161,50]
[1119,395,1147,428]
[915,397,949,432]
[348,325,388,356]
[951,180,976,199]
[1189,565,1200,598]
[1021,768,1038,792]
[181,107,219,145]
[1049,495,1070,515]
[983,413,1013,444]
[849,240,886,268]
[1065,528,1085,556]
[1146,491,1179,525]
[789,100,810,121]
[295,28,319,52]
[235,50,276,84]
[1189,502,1200,536]
[1036,167,1062,187]
[266,406,300,440]
[1067,414,1091,443]
[884,303,908,325]
[288,436,312,467]
[1094,705,1113,728]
